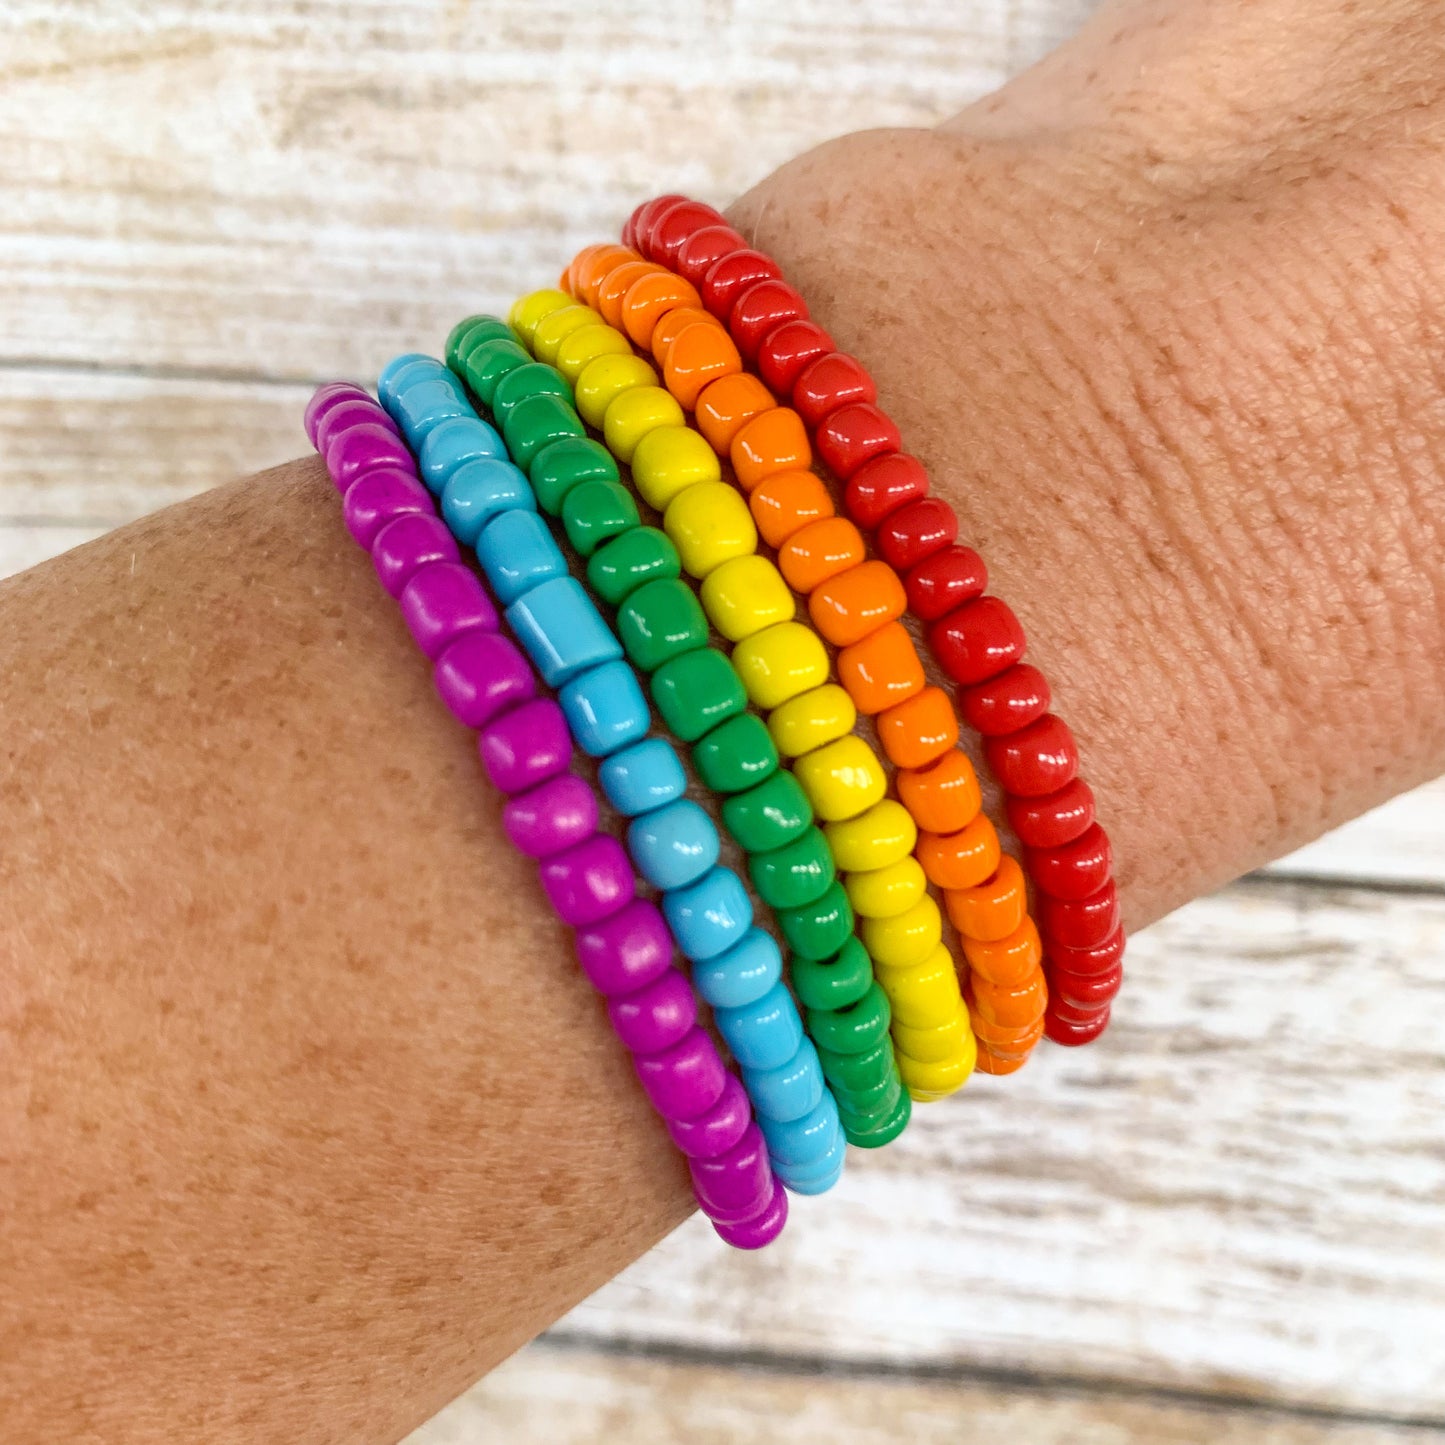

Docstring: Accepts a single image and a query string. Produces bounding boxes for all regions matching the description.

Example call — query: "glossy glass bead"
[824,799,918,873]
[538,833,635,928]
[628,799,722,890]
[960,662,1051,738]
[675,224,748,285]
[390,376,470,443]
[767,684,857,758]
[311,393,393,456]
[647,199,725,264]
[876,944,963,1029]
[478,697,571,795]
[667,1072,753,1161]
[929,596,1027,686]
[554,322,633,384]
[622,269,703,348]
[342,469,430,549]
[897,1046,975,1101]
[876,497,958,572]
[815,401,902,480]
[758,1095,840,1170]
[439,457,535,546]
[604,385,687,464]
[897,750,982,835]
[838,619,926,714]
[692,713,779,795]
[559,658,650,757]
[701,554,795,642]
[503,391,586,472]
[595,259,664,330]
[844,450,930,529]
[1043,1003,1111,1048]
[416,415,506,494]
[617,577,709,672]
[945,855,1028,942]
[808,561,906,647]
[375,355,433,410]
[1036,880,1119,950]
[892,1006,971,1065]
[742,1037,825,1123]
[327,424,413,495]
[651,647,748,741]
[721,770,813,853]
[878,685,959,770]
[969,997,1048,1051]
[702,248,783,317]
[971,970,1048,1030]
[757,318,835,394]
[845,855,927,919]
[791,937,874,1013]
[508,288,572,345]
[570,243,640,308]
[904,542,989,622]
[562,479,640,557]
[574,353,658,429]
[750,469,834,549]
[664,320,742,408]
[434,630,535,730]
[475,508,568,605]
[1027,823,1113,902]
[832,1067,900,1120]
[748,828,836,910]
[598,736,688,817]
[587,526,681,608]
[694,372,774,453]
[793,352,877,428]
[608,968,698,1055]
[730,279,809,359]
[778,880,853,960]
[961,918,1043,988]
[807,982,891,1055]
[529,436,619,515]
[491,361,570,426]
[716,982,805,1072]
[462,338,531,407]
[662,865,753,961]
[650,304,716,368]
[400,561,498,659]
[778,517,867,594]
[636,1025,728,1120]
[631,424,721,510]
[574,897,674,997]
[624,194,687,252]
[372,513,460,599]
[730,408,812,492]
[1049,925,1126,978]
[691,926,782,1009]
[505,576,622,687]
[793,734,887,823]
[531,304,604,365]
[985,713,1080,797]
[732,621,829,709]
[664,480,757,578]
[1006,777,1096,849]
[915,813,1001,890]
[863,895,944,971]
[1051,956,1123,1009]
[502,773,599,860]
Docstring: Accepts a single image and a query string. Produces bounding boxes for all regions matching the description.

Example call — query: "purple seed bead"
[372,513,459,598]
[326,422,415,494]
[713,1175,788,1249]
[434,631,535,729]
[607,968,697,1054]
[479,698,571,796]
[503,774,599,859]
[305,383,375,448]
[688,1122,774,1224]
[666,1071,752,1160]
[314,396,399,456]
[399,561,498,659]
[537,834,634,927]
[343,468,432,550]
[634,1025,727,1121]
[574,899,675,997]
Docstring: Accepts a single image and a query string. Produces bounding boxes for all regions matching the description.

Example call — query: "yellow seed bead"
[532,304,603,365]
[897,1028,976,1101]
[824,799,917,873]
[702,555,795,642]
[768,684,857,760]
[845,855,928,920]
[575,354,658,430]
[509,288,573,345]
[876,943,964,1030]
[793,734,887,823]
[862,894,943,969]
[604,385,687,464]
[555,323,633,384]
[664,480,758,579]
[732,620,829,710]
[631,425,721,510]
[893,1004,971,1064]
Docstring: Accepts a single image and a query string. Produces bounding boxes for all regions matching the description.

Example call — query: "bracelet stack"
[304,191,1122,1248]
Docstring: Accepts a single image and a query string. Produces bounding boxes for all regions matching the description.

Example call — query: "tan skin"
[2,1,1444,1439]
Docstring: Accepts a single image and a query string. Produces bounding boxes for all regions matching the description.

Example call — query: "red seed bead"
[646,199,725,263]
[1051,958,1123,1009]
[816,402,902,480]
[675,225,748,285]
[845,451,930,530]
[702,249,783,319]
[1044,1002,1111,1047]
[793,353,877,428]
[959,662,1050,737]
[628,193,687,252]
[1006,778,1096,849]
[985,713,1079,797]
[730,280,809,360]
[1049,925,1125,978]
[929,596,1026,686]
[1037,879,1119,950]
[1026,823,1113,902]
[622,197,662,251]
[876,497,957,572]
[903,543,986,621]
[758,319,836,394]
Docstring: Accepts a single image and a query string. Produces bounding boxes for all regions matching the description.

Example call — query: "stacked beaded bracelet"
[306,379,788,1247]
[621,196,1123,1054]
[439,316,916,1146]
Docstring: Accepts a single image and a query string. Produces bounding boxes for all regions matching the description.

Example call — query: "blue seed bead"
[559,659,650,758]
[476,509,567,605]
[760,1094,843,1166]
[775,1123,846,1196]
[690,926,781,1009]
[627,799,720,891]
[379,353,441,407]
[715,982,805,1071]
[417,416,506,493]
[391,376,470,444]
[742,1037,825,1123]
[506,577,623,687]
[662,865,753,961]
[440,457,536,547]
[598,738,688,817]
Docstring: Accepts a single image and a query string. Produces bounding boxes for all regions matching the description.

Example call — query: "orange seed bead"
[916,813,1000,890]
[695,372,775,454]
[945,855,1028,943]
[970,1009,1046,1052]
[838,620,926,715]
[570,244,640,307]
[897,750,982,836]
[750,469,835,549]
[878,685,959,770]
[650,305,716,368]
[621,270,701,348]
[731,407,813,492]
[664,321,743,410]
[975,1045,1031,1075]
[971,969,1048,1029]
[808,559,907,647]
[596,259,664,329]
[960,916,1043,987]
[778,517,867,594]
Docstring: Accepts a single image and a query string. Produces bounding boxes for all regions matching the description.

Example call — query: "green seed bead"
[531,437,618,515]
[652,649,747,743]
[806,980,891,1053]
[587,526,681,608]
[692,713,779,795]
[462,338,530,407]
[832,1067,900,1119]
[791,936,874,1013]
[840,1088,911,1149]
[749,827,836,910]
[779,880,854,961]
[502,392,586,472]
[817,1038,893,1092]
[446,315,511,372]
[492,361,571,426]
[563,479,641,558]
[722,770,813,853]
[617,578,709,673]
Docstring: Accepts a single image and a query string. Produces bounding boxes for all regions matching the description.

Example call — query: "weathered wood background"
[2,3,1442,1442]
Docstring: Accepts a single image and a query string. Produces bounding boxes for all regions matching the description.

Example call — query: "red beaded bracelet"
[626,196,1123,1049]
